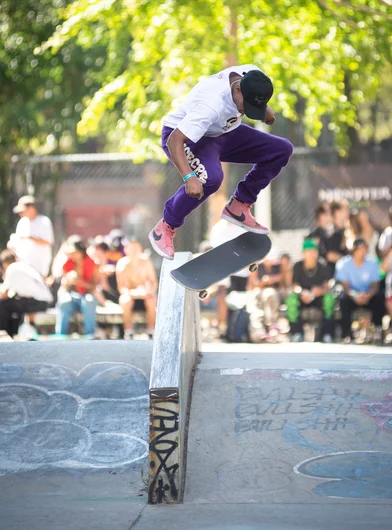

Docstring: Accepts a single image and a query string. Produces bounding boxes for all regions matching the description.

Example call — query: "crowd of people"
[1,194,392,345]
[0,195,157,340]
[201,200,392,345]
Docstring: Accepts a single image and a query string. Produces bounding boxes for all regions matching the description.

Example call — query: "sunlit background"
[1,0,392,258]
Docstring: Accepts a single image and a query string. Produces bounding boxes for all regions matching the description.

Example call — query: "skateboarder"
[149,64,294,260]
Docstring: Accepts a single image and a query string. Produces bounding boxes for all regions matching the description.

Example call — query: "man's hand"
[311,286,325,298]
[356,292,371,306]
[265,106,276,125]
[300,290,314,305]
[185,176,204,200]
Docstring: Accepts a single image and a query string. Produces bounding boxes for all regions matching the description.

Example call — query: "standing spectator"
[286,239,335,342]
[308,204,332,259]
[116,240,158,339]
[381,247,392,327]
[56,236,99,336]
[335,238,384,344]
[8,195,54,277]
[378,206,392,258]
[0,250,53,338]
[320,200,348,277]
[347,209,379,258]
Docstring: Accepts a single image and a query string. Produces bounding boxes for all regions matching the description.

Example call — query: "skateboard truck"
[199,290,208,300]
[249,263,258,272]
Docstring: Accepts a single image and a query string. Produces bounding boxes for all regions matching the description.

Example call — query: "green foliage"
[40,0,392,158]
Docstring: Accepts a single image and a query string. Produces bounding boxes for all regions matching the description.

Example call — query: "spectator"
[335,238,384,344]
[106,229,126,265]
[0,250,53,338]
[116,240,158,339]
[56,236,99,336]
[90,240,119,305]
[308,204,332,259]
[8,195,54,277]
[320,200,348,277]
[286,239,335,342]
[381,247,392,325]
[347,209,379,258]
[248,247,282,337]
[280,253,293,295]
[378,206,392,258]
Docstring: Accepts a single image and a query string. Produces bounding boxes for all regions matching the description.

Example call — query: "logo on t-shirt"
[223,116,239,131]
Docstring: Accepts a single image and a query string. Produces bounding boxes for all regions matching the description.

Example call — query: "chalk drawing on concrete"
[294,451,392,499]
[361,391,392,432]
[0,362,149,474]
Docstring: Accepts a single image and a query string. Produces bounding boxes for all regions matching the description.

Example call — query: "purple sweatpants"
[162,124,293,228]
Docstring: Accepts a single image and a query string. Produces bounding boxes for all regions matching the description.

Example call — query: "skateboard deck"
[170,232,271,295]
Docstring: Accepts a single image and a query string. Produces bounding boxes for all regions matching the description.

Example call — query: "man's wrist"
[183,172,197,182]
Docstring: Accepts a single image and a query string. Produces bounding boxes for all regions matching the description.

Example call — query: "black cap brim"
[243,99,267,121]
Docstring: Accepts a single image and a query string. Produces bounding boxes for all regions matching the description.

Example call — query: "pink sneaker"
[221,197,269,235]
[149,219,176,260]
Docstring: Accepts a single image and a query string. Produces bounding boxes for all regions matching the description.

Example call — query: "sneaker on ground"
[149,219,176,260]
[221,196,269,235]
[322,334,333,343]
[124,332,134,341]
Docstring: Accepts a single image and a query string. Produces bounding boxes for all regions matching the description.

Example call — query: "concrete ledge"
[148,252,201,504]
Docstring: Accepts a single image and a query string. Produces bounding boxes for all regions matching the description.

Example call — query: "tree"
[0,0,106,244]
[41,0,392,160]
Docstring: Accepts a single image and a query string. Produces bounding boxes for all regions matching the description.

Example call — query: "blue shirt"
[335,256,380,292]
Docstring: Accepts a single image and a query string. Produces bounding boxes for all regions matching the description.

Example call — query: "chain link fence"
[9,146,392,268]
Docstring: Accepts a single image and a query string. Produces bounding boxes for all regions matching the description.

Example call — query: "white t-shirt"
[12,214,54,276]
[2,262,53,303]
[163,64,262,144]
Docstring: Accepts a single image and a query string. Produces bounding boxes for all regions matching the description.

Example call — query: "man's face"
[18,205,35,219]
[354,243,367,260]
[303,248,318,262]
[319,211,332,229]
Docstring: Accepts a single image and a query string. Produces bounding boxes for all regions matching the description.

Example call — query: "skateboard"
[170,232,271,299]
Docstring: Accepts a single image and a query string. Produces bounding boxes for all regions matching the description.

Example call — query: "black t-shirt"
[320,226,347,275]
[293,260,329,291]
[258,263,281,288]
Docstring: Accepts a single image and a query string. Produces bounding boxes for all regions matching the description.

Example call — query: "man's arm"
[167,129,204,200]
[20,236,51,246]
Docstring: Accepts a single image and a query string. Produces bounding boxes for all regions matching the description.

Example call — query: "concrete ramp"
[180,344,392,528]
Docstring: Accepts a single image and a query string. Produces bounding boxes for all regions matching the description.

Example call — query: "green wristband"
[183,172,197,182]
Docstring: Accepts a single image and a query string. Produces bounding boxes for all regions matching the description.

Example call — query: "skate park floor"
[1,339,392,529]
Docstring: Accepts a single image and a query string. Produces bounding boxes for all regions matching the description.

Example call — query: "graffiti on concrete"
[294,451,392,499]
[0,362,149,473]
[235,386,363,436]
[149,399,180,504]
[361,391,392,432]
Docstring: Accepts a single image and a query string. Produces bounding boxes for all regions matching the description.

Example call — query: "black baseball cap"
[240,70,273,121]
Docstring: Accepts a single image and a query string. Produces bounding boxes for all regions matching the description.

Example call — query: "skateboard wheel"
[199,290,208,300]
[249,263,258,272]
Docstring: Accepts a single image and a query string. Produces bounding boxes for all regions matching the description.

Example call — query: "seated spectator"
[116,240,157,339]
[378,206,392,258]
[248,247,282,337]
[335,238,384,344]
[89,240,119,305]
[321,200,349,277]
[56,236,99,336]
[286,239,335,342]
[280,253,293,296]
[0,250,53,338]
[106,229,126,265]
